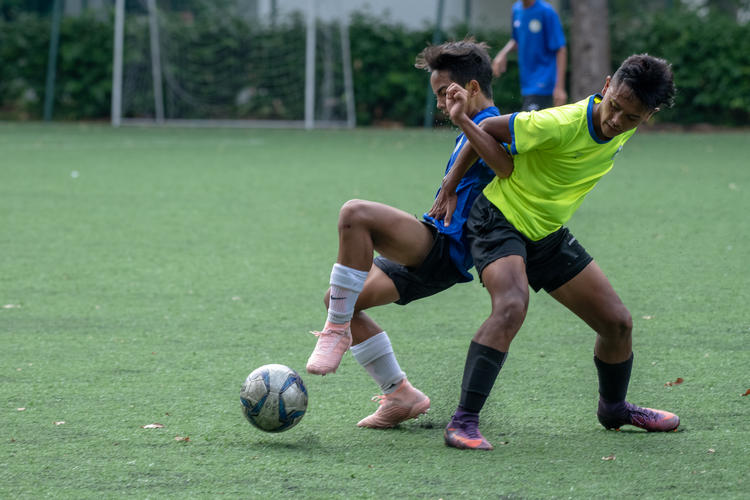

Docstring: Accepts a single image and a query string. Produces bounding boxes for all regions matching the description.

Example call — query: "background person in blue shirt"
[305,39,514,430]
[492,0,568,110]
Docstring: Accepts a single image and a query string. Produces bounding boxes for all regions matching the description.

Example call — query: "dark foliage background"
[0,4,747,125]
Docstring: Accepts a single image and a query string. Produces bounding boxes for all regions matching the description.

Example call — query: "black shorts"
[374,222,468,305]
[522,94,554,111]
[466,193,593,293]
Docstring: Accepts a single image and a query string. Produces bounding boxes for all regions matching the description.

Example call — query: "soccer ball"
[240,364,308,432]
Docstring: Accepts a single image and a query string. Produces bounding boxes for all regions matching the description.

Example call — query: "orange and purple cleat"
[444,411,493,450]
[306,322,352,375]
[357,378,430,429]
[598,400,680,432]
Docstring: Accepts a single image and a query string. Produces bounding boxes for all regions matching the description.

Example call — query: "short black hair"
[612,54,675,110]
[415,37,493,99]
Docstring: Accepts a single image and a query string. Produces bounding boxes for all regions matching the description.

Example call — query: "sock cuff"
[459,341,507,412]
[594,353,634,403]
[594,352,634,370]
[330,263,368,292]
[350,331,392,366]
[468,340,507,366]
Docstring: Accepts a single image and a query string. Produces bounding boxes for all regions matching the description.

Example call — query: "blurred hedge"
[611,6,750,126]
[349,14,521,126]
[0,7,747,126]
[0,11,112,120]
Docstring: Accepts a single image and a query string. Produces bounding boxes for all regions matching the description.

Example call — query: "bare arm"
[553,46,568,106]
[427,85,514,226]
[452,114,513,178]
[446,83,513,176]
[426,137,479,227]
[492,39,517,77]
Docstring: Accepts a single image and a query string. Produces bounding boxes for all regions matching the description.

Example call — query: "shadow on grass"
[601,427,686,434]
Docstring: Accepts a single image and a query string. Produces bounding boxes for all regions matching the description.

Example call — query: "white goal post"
[111,0,355,129]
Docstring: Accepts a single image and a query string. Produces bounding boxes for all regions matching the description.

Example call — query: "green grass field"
[1,122,748,498]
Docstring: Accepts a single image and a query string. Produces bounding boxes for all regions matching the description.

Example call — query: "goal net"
[111,0,355,128]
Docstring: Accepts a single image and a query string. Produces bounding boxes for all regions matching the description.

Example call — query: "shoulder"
[474,106,500,124]
[519,104,582,129]
[539,1,562,20]
[510,110,561,151]
[511,102,587,152]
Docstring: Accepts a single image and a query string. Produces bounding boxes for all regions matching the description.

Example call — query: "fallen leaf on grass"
[141,423,165,429]
[641,315,653,320]
[3,304,21,309]
[17,408,25,411]
[708,448,716,453]
[174,436,189,442]
[665,377,684,386]
[602,454,616,461]
[54,421,65,426]
[742,389,750,397]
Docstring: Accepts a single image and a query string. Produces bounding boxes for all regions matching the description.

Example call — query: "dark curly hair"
[415,37,494,99]
[612,54,676,110]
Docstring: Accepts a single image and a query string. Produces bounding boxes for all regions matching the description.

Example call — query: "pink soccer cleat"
[357,378,430,429]
[306,323,352,375]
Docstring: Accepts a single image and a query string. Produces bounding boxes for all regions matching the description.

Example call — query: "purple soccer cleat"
[598,400,680,432]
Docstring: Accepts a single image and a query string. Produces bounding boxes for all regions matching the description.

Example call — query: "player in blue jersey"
[492,0,567,110]
[305,39,514,429]
[436,54,679,450]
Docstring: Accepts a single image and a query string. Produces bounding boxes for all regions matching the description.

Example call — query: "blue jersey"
[511,0,566,96]
[423,106,500,281]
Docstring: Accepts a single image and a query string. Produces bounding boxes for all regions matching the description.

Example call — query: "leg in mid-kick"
[306,200,433,376]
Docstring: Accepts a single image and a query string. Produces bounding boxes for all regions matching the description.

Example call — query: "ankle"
[452,407,479,425]
[323,320,350,332]
[598,398,627,415]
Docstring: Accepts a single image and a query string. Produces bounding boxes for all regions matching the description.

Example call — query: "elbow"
[488,146,514,178]
[491,163,514,179]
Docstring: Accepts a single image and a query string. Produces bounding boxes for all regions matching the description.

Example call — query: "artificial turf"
[1,123,748,498]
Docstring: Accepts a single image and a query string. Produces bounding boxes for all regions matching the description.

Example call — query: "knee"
[488,291,528,332]
[338,199,371,230]
[601,306,632,341]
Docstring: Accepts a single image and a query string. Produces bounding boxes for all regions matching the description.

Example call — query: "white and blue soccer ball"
[240,364,308,432]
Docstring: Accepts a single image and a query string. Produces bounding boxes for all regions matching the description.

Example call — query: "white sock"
[350,331,405,394]
[327,263,368,325]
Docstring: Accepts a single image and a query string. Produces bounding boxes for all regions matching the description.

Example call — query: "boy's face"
[598,77,655,139]
[430,70,455,113]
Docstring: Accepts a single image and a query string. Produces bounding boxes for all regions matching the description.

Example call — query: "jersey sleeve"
[508,110,562,155]
[544,7,566,52]
[511,4,520,41]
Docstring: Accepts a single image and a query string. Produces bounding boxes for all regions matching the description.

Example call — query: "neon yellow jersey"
[483,94,636,241]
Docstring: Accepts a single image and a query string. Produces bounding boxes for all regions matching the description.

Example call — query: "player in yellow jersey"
[433,54,679,450]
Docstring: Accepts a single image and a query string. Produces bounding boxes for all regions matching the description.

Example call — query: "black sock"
[594,353,633,404]
[458,341,507,413]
